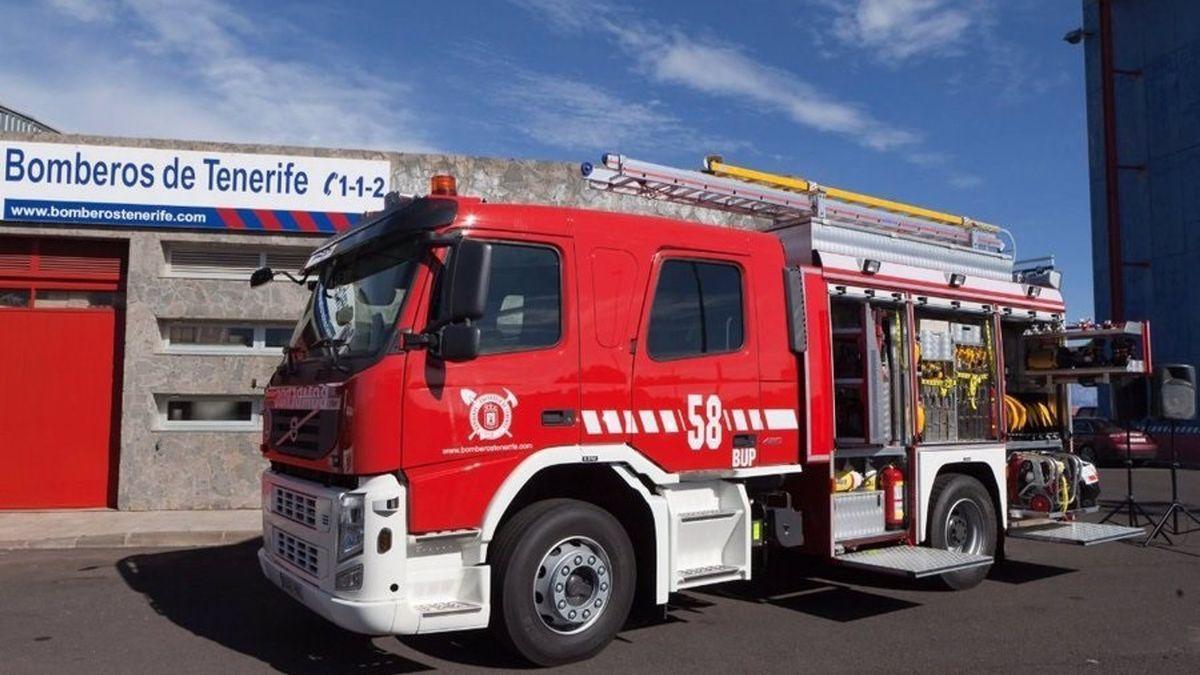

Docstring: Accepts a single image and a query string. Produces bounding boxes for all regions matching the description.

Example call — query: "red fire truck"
[252,155,1150,665]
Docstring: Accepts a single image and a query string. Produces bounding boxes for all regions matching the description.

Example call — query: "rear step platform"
[835,546,992,578]
[1007,521,1144,546]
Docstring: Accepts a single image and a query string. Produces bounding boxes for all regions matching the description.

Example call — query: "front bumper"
[259,469,490,636]
[258,547,407,634]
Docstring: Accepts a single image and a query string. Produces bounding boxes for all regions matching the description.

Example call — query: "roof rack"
[581,153,1014,259]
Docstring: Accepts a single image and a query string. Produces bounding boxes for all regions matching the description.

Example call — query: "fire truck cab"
[255,156,1149,666]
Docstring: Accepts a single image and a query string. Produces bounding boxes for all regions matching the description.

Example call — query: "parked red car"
[1072,416,1158,466]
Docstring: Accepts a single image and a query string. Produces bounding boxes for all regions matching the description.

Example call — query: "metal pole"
[1099,0,1125,321]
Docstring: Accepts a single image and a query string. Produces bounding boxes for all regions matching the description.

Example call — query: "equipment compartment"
[1018,321,1150,384]
[916,315,998,444]
[831,453,909,543]
[1001,319,1065,450]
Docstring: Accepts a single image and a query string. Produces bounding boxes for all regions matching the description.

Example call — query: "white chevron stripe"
[623,410,638,433]
[732,409,748,432]
[602,410,622,434]
[764,408,799,430]
[639,410,659,434]
[723,410,732,429]
[749,409,764,431]
[582,410,602,435]
[659,410,678,433]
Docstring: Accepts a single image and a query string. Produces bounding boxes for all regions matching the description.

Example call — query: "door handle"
[733,433,756,448]
[541,409,576,427]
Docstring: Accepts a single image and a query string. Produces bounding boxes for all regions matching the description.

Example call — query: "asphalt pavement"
[2,468,1198,674]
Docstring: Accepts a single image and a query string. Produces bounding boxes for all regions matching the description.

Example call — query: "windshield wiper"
[308,337,350,373]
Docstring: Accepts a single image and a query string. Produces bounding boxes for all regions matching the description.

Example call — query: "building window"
[160,321,294,354]
[163,243,313,279]
[647,260,744,360]
[156,395,262,431]
[476,244,562,354]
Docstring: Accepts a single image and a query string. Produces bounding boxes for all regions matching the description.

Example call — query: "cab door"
[630,252,764,472]
[401,234,580,501]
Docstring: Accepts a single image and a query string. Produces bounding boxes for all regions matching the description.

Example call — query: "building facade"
[0,132,746,511]
[1083,0,1200,381]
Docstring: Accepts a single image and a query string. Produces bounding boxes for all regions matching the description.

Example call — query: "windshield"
[291,238,421,361]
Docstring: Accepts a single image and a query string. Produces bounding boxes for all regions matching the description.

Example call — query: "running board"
[1006,521,1144,546]
[835,546,993,578]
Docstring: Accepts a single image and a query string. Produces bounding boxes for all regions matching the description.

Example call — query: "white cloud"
[515,0,920,153]
[949,173,983,189]
[498,73,683,150]
[820,0,983,65]
[46,0,117,23]
[647,41,918,151]
[3,0,435,151]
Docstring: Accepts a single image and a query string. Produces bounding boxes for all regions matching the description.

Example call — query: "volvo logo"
[275,409,320,447]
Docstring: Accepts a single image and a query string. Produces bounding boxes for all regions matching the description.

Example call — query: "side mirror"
[442,239,492,323]
[437,323,480,362]
[250,266,274,288]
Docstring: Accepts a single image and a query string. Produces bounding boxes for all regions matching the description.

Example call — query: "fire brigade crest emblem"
[460,388,518,441]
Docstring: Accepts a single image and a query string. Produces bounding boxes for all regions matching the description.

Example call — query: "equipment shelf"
[833,445,907,459]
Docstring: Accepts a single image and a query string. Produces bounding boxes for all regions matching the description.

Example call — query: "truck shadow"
[688,562,922,622]
[687,553,1078,620]
[116,539,438,673]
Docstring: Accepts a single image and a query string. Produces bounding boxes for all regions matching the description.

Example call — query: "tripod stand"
[1099,423,1155,528]
[1143,420,1200,545]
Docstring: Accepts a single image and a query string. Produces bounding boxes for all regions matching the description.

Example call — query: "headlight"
[338,493,364,561]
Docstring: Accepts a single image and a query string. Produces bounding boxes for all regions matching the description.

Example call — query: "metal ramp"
[834,546,992,578]
[1007,521,1144,546]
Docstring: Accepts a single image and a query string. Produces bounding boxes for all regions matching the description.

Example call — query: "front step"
[679,509,739,523]
[414,600,484,616]
[1007,521,1144,546]
[835,545,993,578]
[677,564,741,588]
[663,481,751,592]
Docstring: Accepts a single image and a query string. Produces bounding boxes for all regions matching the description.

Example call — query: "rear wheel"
[927,474,997,590]
[489,499,635,666]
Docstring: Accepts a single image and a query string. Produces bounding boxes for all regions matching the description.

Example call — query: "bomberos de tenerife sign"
[0,140,390,234]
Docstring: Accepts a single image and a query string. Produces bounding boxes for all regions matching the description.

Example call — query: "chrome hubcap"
[533,536,612,634]
[944,498,985,554]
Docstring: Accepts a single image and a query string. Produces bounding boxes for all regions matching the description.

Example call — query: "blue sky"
[2,0,1096,315]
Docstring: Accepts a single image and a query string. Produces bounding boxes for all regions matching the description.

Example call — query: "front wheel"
[927,474,997,590]
[489,499,636,666]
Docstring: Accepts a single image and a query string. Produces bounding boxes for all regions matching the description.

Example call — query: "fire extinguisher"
[881,464,905,530]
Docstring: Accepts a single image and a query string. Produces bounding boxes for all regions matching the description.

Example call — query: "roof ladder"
[581,153,1013,258]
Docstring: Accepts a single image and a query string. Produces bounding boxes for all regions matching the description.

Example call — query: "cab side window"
[477,243,561,354]
[647,259,743,360]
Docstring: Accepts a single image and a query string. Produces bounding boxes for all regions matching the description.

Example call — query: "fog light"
[377,527,392,554]
[335,564,364,591]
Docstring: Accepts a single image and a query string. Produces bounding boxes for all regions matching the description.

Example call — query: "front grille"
[273,486,317,528]
[275,529,321,577]
[268,408,339,458]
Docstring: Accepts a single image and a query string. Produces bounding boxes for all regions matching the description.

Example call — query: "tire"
[927,474,997,590]
[489,499,636,666]
[1077,445,1097,466]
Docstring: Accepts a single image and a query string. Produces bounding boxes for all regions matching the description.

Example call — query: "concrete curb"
[0,530,261,550]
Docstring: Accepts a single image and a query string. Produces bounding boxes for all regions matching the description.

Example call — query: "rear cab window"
[646,259,744,360]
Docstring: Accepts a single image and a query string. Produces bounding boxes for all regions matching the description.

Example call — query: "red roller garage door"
[0,237,126,508]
